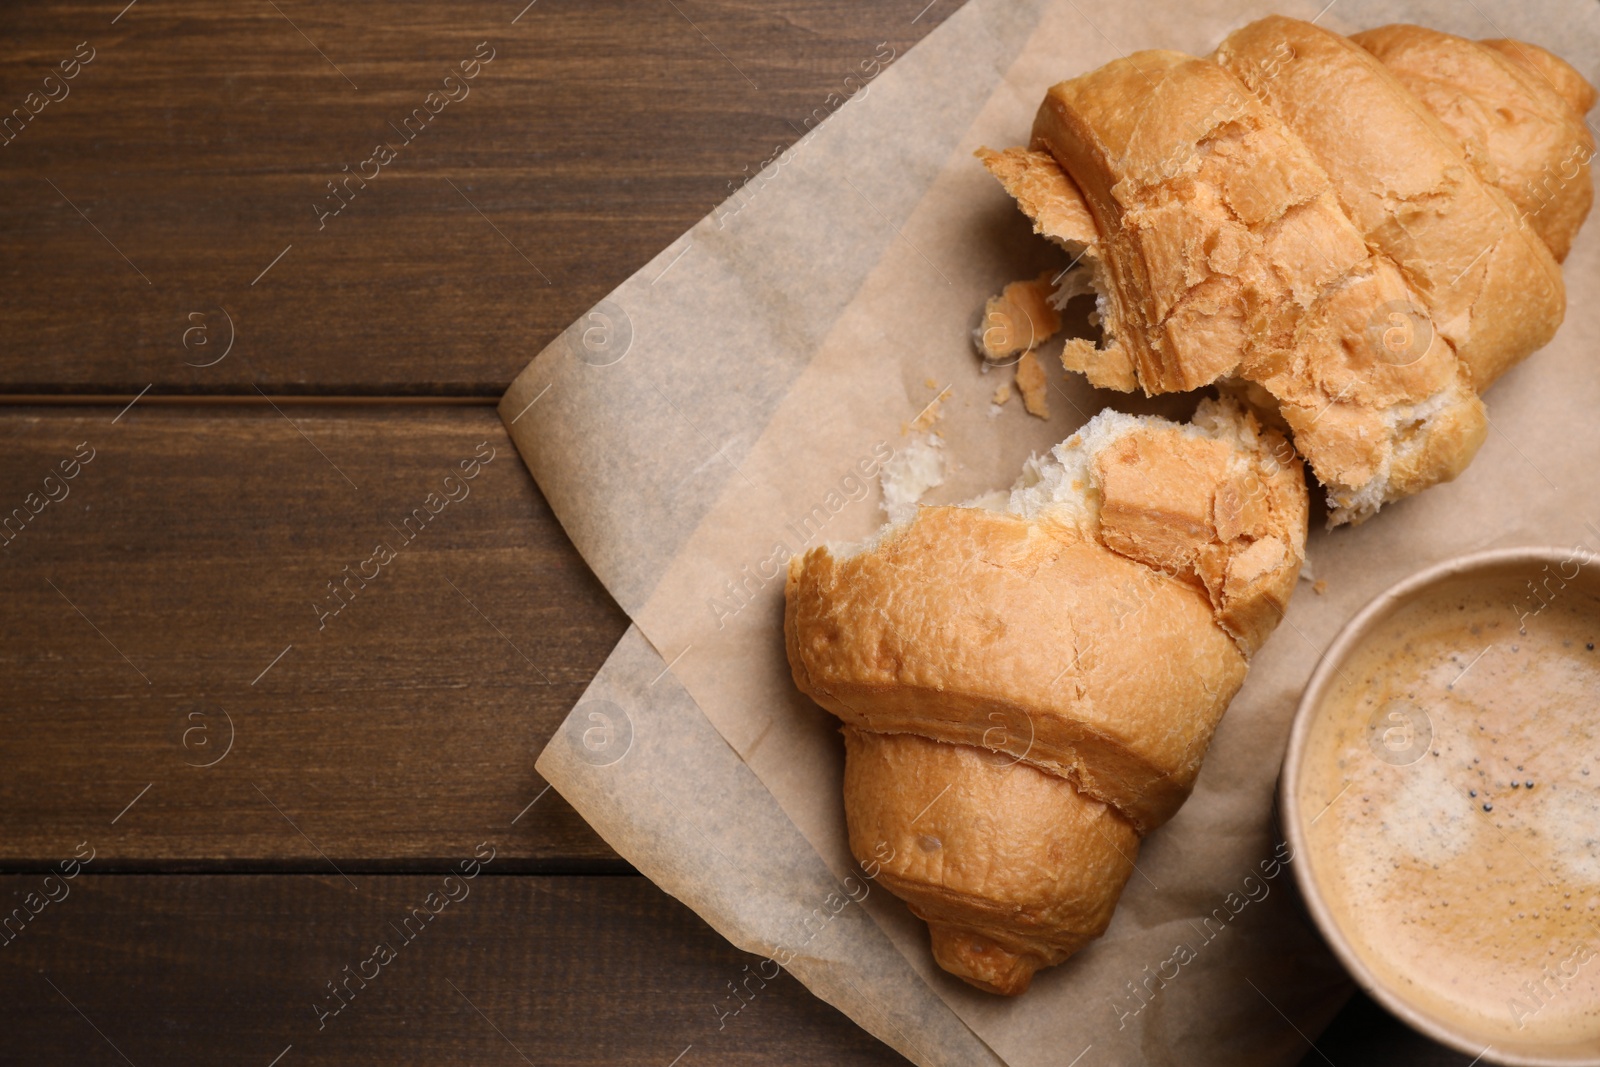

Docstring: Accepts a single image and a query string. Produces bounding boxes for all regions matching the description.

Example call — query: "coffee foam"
[1299,574,1600,1051]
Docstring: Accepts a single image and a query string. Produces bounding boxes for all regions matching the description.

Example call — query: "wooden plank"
[0,405,629,867]
[0,872,909,1065]
[0,0,947,395]
[0,866,1480,1066]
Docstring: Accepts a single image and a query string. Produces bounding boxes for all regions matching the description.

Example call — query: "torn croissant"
[980,18,1594,525]
[785,398,1309,994]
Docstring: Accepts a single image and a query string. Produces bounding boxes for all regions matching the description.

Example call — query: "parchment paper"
[507,0,1600,1062]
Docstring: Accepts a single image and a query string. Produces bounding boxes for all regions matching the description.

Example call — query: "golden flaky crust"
[1481,39,1598,121]
[976,147,1141,392]
[1216,17,1566,390]
[1031,49,1338,394]
[1098,410,1308,656]
[1353,24,1596,263]
[842,728,1138,996]
[785,405,1309,994]
[974,146,1100,248]
[981,18,1589,525]
[787,505,1248,832]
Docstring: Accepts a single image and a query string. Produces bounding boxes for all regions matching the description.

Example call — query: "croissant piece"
[980,18,1592,525]
[786,399,1309,993]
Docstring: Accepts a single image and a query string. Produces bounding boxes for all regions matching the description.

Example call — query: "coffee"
[1299,570,1600,1049]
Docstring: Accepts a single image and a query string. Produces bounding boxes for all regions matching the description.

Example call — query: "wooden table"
[0,2,1478,1062]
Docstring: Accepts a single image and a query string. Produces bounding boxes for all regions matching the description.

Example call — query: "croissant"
[980,19,1594,525]
[785,398,1310,994]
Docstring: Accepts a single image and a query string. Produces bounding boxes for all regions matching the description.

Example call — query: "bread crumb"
[992,381,1011,405]
[923,377,939,390]
[1313,579,1328,595]
[975,271,1063,363]
[880,434,946,524]
[907,385,952,432]
[1015,351,1050,419]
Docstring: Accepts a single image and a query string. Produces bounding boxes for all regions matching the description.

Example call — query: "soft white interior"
[879,433,946,527]
[827,397,1262,561]
[1050,255,1098,309]
[1048,242,1117,354]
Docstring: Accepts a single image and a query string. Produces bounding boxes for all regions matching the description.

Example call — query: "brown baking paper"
[510,0,1600,1062]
